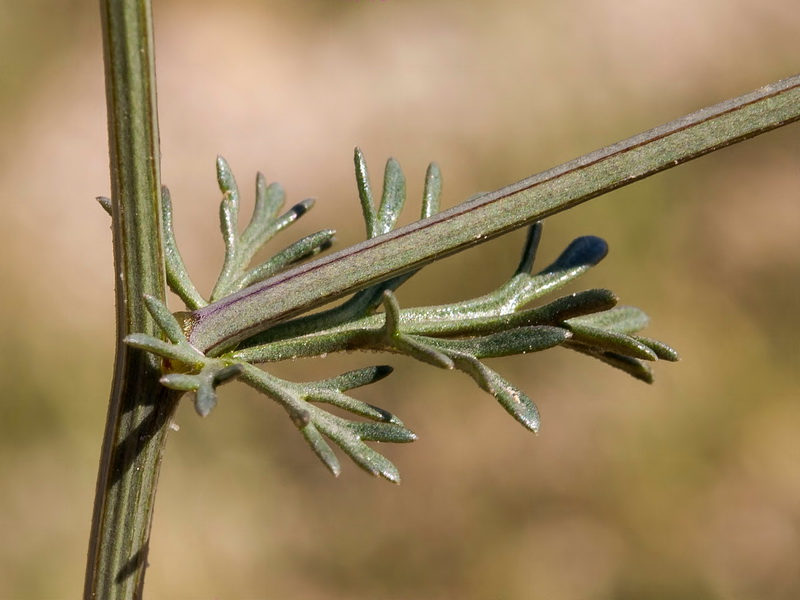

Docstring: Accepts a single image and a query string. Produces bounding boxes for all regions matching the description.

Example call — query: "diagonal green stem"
[84,1,179,598]
[188,74,800,355]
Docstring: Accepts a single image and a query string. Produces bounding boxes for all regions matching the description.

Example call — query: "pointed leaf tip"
[373,364,394,381]
[493,383,540,433]
[216,156,237,193]
[194,384,218,417]
[422,162,442,218]
[540,235,609,282]
[160,373,200,391]
[635,336,680,361]
[376,157,406,235]
[447,352,540,432]
[301,423,342,477]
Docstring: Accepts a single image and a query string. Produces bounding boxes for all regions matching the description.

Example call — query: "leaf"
[237,363,410,480]
[634,336,680,361]
[268,198,316,235]
[382,291,454,368]
[138,151,681,482]
[143,294,187,343]
[567,345,655,383]
[212,363,245,385]
[124,333,203,367]
[395,334,455,369]
[421,162,442,218]
[375,158,406,235]
[237,229,336,289]
[216,156,240,252]
[565,322,658,361]
[514,222,543,276]
[241,173,284,246]
[523,235,609,301]
[449,351,540,433]
[195,381,218,416]
[300,422,342,477]
[348,421,417,444]
[160,373,200,391]
[161,187,206,309]
[311,390,400,424]
[318,365,394,391]
[354,147,377,238]
[524,289,619,325]
[300,366,402,424]
[314,410,403,483]
[567,305,650,334]
[216,155,239,198]
[427,326,570,358]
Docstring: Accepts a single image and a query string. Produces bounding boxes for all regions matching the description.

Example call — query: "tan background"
[0,0,798,597]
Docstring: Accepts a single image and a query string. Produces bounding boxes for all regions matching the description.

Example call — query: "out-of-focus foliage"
[0,0,797,597]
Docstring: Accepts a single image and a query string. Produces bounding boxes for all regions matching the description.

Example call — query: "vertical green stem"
[84,1,178,598]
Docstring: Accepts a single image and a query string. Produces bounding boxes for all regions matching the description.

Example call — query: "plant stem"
[84,1,178,598]
[188,74,800,355]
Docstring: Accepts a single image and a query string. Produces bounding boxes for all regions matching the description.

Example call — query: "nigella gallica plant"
[109,148,678,483]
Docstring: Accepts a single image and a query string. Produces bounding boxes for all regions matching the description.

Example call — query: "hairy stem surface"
[84,1,178,598]
[188,74,800,354]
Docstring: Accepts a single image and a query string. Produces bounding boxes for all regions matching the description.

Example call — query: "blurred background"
[0,0,797,597]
